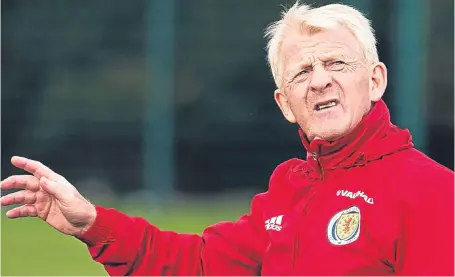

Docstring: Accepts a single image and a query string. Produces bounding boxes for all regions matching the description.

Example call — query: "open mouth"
[314,100,339,111]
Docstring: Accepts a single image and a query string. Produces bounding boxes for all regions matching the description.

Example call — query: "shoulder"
[269,158,305,179]
[393,148,453,203]
[395,148,453,182]
[267,158,307,192]
[245,158,306,208]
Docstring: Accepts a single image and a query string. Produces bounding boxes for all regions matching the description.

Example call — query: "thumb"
[40,177,64,199]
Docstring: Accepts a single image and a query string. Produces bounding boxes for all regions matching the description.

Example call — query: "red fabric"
[77,100,454,276]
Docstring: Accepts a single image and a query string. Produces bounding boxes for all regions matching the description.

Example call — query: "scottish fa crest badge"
[327,206,360,245]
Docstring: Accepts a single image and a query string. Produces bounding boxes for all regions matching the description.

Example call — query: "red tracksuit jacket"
[77,100,454,276]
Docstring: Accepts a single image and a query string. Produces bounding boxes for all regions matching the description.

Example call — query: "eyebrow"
[283,65,306,82]
[289,51,350,69]
[319,51,349,61]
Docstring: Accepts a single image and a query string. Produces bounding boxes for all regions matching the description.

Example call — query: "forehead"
[280,26,363,65]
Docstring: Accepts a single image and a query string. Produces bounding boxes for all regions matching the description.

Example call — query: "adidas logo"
[265,215,284,231]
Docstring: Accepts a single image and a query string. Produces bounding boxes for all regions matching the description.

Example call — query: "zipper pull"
[311,152,317,160]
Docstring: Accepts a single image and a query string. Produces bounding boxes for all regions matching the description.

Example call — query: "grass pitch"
[1,201,249,276]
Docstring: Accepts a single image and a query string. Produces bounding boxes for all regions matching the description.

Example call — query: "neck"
[298,100,411,176]
[305,103,375,143]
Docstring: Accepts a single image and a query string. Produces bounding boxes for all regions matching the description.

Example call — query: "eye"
[327,60,346,71]
[296,69,310,77]
[290,68,311,83]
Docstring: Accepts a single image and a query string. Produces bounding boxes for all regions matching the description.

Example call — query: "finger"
[0,175,40,191]
[5,204,38,218]
[40,177,67,200]
[1,190,37,206]
[11,156,61,181]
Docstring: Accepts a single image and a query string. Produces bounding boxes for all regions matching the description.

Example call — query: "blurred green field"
[1,200,249,276]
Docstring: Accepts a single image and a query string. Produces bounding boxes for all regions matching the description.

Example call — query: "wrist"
[80,203,97,235]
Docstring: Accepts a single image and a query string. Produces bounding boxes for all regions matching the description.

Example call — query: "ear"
[370,62,387,101]
[274,89,297,123]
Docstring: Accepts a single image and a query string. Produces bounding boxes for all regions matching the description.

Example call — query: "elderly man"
[1,2,453,276]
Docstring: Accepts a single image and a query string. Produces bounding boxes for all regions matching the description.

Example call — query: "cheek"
[356,79,371,103]
[345,80,371,115]
[288,85,310,112]
[341,77,368,101]
[293,99,312,119]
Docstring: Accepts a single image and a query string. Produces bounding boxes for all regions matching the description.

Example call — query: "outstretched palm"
[1,156,96,236]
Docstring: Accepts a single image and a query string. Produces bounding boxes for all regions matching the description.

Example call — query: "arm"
[76,193,268,276]
[395,168,454,276]
[0,156,269,276]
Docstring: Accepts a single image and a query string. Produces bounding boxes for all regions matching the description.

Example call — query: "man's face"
[274,26,386,141]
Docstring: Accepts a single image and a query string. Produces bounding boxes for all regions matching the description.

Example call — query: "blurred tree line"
[2,0,453,197]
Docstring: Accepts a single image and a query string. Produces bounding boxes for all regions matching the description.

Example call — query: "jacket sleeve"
[395,167,454,276]
[76,193,268,276]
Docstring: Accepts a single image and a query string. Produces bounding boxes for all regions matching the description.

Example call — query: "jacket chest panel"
[293,195,397,275]
[260,176,317,275]
[261,168,400,275]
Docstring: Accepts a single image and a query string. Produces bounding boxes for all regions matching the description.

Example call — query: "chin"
[313,126,349,141]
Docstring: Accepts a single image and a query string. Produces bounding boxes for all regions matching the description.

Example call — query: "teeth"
[316,101,337,111]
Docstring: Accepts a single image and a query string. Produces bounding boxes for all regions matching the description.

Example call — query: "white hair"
[264,1,379,87]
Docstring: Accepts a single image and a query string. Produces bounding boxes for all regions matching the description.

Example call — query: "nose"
[309,66,332,92]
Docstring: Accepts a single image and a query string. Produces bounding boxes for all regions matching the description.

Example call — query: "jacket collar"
[299,100,414,175]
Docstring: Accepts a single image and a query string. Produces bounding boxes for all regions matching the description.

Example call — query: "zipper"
[311,151,317,160]
[312,148,325,180]
[292,148,325,273]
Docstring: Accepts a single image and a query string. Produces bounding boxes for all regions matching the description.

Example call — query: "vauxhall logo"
[336,190,374,204]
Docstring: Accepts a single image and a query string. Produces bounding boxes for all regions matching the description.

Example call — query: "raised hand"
[1,156,97,236]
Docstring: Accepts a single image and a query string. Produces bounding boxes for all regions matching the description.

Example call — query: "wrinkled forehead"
[279,27,364,69]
